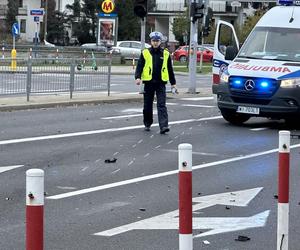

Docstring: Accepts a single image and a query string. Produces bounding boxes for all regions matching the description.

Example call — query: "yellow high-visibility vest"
[141,49,170,82]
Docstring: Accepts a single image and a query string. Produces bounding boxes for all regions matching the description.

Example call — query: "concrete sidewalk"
[0,87,212,111]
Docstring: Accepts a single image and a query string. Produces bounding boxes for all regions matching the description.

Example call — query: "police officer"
[135,31,177,134]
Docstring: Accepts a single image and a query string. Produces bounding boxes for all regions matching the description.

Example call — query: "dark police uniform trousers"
[143,81,168,129]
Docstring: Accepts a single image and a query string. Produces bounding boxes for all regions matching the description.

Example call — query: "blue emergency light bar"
[278,0,300,5]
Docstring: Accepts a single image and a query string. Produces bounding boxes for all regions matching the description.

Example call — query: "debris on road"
[274,194,278,199]
[139,208,146,212]
[203,240,210,245]
[235,235,251,242]
[105,158,117,163]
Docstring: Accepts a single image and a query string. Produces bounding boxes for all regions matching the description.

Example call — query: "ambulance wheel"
[221,109,250,125]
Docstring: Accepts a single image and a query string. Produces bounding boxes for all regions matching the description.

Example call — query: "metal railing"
[0,57,112,101]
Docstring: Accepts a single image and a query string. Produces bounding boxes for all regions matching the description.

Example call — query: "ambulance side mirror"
[225,46,238,61]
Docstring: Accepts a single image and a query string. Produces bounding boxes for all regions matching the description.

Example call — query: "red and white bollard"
[277,131,290,250]
[26,169,44,250]
[178,143,193,250]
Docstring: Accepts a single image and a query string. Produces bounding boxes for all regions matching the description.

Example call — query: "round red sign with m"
[101,0,115,14]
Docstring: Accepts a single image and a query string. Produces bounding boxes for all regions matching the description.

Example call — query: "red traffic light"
[134,0,148,18]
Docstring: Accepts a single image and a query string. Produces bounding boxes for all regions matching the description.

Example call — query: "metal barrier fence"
[0,57,111,100]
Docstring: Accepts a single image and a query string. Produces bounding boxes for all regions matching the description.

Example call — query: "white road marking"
[0,116,222,146]
[155,145,161,149]
[180,97,214,101]
[113,152,119,156]
[102,114,142,119]
[182,104,215,108]
[144,153,150,158]
[47,143,300,200]
[161,149,219,156]
[128,161,134,166]
[137,139,143,144]
[81,167,89,172]
[167,140,173,144]
[0,165,24,174]
[56,186,77,190]
[111,169,120,174]
[121,108,143,113]
[250,127,269,131]
[94,187,268,237]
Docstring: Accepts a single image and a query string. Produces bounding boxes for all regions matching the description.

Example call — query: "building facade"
[148,0,277,49]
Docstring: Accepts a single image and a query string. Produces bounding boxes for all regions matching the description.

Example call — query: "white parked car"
[112,41,151,59]
[80,43,108,52]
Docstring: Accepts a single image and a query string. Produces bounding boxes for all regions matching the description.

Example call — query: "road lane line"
[0,165,24,174]
[250,128,268,131]
[180,97,214,101]
[102,114,142,119]
[182,104,215,108]
[0,116,222,146]
[47,143,300,200]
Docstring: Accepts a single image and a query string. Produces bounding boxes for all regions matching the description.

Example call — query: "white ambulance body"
[212,1,300,126]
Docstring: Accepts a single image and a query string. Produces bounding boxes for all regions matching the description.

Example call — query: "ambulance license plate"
[237,106,260,114]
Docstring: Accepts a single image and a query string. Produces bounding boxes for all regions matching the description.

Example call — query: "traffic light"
[203,7,213,37]
[190,1,205,23]
[134,0,148,18]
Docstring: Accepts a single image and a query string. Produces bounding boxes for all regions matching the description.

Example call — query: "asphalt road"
[1,95,300,250]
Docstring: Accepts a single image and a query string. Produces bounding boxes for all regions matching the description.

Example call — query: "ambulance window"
[218,24,237,55]
[239,27,300,62]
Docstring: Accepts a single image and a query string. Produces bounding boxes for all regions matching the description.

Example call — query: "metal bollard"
[277,131,290,250]
[26,169,44,250]
[178,143,193,250]
[2,47,4,59]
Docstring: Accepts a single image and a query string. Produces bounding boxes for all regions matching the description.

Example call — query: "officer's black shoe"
[160,127,170,134]
[144,126,151,131]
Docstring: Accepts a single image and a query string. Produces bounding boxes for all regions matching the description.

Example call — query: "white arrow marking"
[94,187,268,237]
[193,211,270,238]
[0,165,24,174]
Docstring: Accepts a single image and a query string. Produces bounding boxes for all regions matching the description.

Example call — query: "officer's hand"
[171,85,178,94]
[136,78,141,85]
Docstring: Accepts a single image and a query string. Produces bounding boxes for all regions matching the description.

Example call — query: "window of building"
[18,0,23,8]
[20,19,26,33]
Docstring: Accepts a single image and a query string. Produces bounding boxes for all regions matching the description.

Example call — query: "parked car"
[173,45,214,63]
[44,40,55,47]
[80,43,108,52]
[112,41,151,59]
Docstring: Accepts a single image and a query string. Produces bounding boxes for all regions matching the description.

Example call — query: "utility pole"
[188,0,205,93]
[188,16,198,94]
[44,0,48,41]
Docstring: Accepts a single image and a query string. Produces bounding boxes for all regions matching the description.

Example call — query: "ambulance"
[212,0,300,126]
